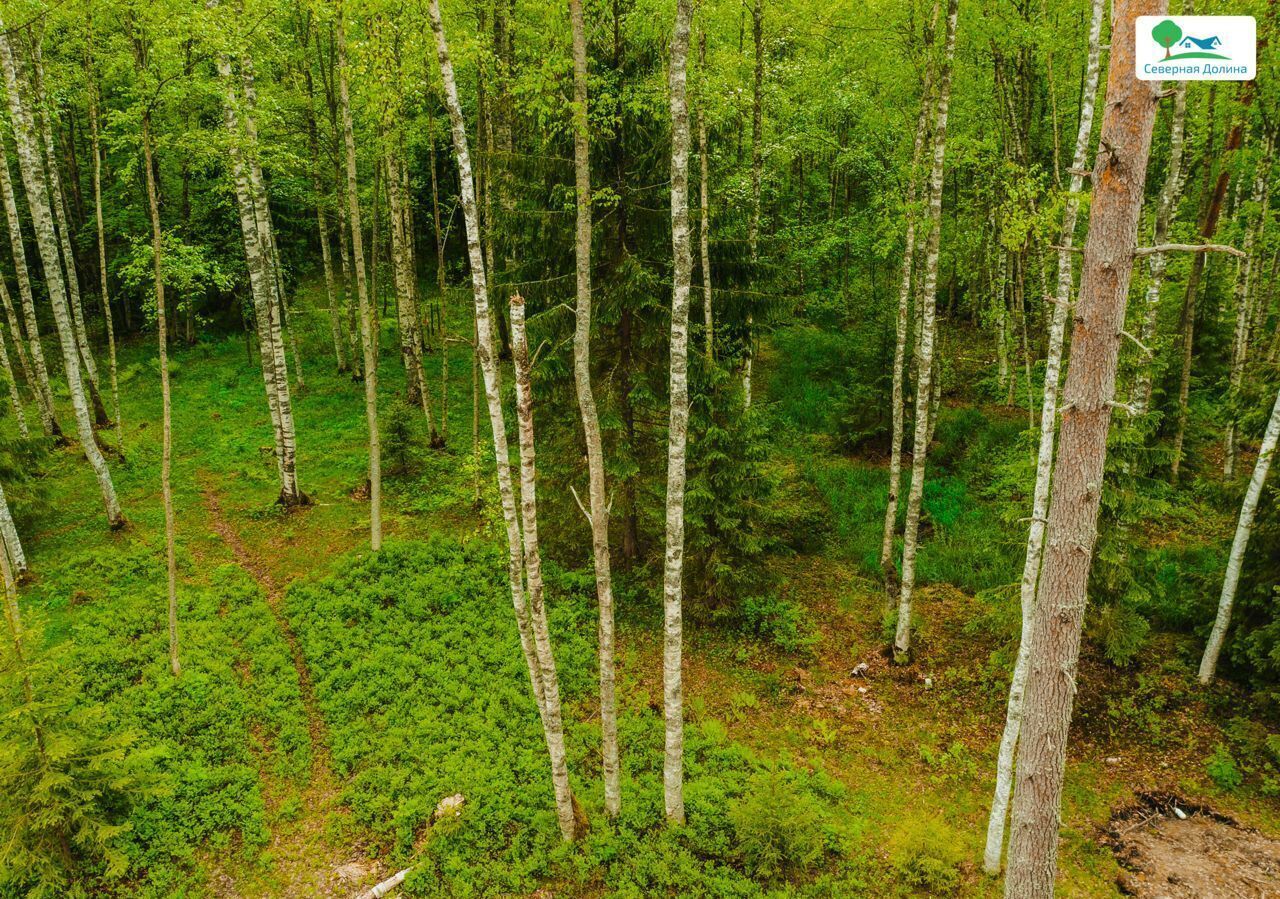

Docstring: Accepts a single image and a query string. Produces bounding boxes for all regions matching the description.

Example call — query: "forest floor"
[12,283,1280,898]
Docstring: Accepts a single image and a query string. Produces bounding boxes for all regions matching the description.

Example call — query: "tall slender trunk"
[1224,135,1272,477]
[304,51,348,374]
[1199,384,1280,682]
[428,0,581,840]
[30,42,108,427]
[428,111,449,441]
[881,0,941,597]
[1004,1,1163,891]
[983,0,1105,872]
[0,480,24,576]
[697,31,712,364]
[510,295,583,841]
[893,0,958,664]
[0,321,26,438]
[662,0,694,826]
[0,24,121,527]
[1130,79,1188,416]
[386,146,439,442]
[215,47,302,506]
[743,0,763,407]
[0,270,30,391]
[569,0,620,820]
[337,1,380,548]
[87,30,122,456]
[140,104,180,678]
[1171,82,1252,483]
[0,127,58,438]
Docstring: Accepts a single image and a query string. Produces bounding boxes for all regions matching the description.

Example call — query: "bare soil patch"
[1109,792,1280,898]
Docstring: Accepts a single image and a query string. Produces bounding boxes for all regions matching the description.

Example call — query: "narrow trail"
[201,484,379,898]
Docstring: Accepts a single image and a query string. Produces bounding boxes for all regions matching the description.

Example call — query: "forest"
[0,0,1278,894]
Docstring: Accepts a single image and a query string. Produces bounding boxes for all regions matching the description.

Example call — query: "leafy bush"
[886,816,965,894]
[728,769,827,880]
[1206,744,1243,792]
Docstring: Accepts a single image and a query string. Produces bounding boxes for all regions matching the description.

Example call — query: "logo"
[1136,16,1255,80]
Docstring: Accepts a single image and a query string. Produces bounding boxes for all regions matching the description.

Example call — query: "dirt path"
[202,485,380,898]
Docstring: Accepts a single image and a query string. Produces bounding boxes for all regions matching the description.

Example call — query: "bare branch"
[569,484,591,522]
[1134,243,1246,258]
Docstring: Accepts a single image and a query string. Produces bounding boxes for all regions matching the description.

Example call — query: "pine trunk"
[893,0,958,664]
[983,0,1104,872]
[1003,1,1163,891]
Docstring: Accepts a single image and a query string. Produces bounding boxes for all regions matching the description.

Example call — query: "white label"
[1136,16,1256,80]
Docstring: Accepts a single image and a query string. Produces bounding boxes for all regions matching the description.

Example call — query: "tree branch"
[1134,243,1246,258]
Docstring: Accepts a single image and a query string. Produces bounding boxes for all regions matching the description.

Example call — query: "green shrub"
[1207,744,1243,792]
[728,769,827,881]
[886,816,965,894]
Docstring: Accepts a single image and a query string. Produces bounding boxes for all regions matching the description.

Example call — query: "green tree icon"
[1152,19,1183,58]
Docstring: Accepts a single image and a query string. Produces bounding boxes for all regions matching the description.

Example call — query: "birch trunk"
[663,0,694,825]
[569,0,620,819]
[429,0,582,842]
[0,480,24,576]
[893,0,958,664]
[216,49,302,506]
[1224,138,1271,477]
[881,1,940,596]
[1130,74,1188,416]
[1199,384,1280,682]
[87,46,121,456]
[697,31,712,364]
[0,26,121,528]
[0,127,58,438]
[30,45,108,427]
[140,105,180,678]
[386,146,439,443]
[0,315,26,438]
[1004,1,1163,891]
[743,0,763,407]
[511,295,582,842]
[983,0,1105,872]
[337,2,380,548]
[305,56,347,374]
[0,266,30,391]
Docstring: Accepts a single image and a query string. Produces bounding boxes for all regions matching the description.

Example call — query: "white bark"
[337,2,380,547]
[983,0,1104,873]
[569,0,620,820]
[0,26,121,528]
[0,480,25,576]
[140,107,180,678]
[663,0,694,826]
[1225,138,1271,478]
[1199,385,1280,682]
[429,0,580,841]
[0,126,57,438]
[881,5,940,594]
[88,48,122,456]
[1130,80,1188,416]
[0,314,26,438]
[893,0,958,663]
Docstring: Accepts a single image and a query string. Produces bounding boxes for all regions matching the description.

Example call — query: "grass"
[3,280,1280,896]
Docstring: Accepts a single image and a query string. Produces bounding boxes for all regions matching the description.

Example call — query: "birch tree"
[697,31,712,363]
[662,0,694,825]
[0,127,58,439]
[569,0,620,820]
[1199,384,1280,683]
[0,316,26,439]
[428,0,581,840]
[743,0,763,407]
[1129,80,1188,416]
[1004,1,1164,891]
[893,0,958,663]
[87,28,122,456]
[881,0,940,598]
[337,0,380,548]
[983,0,1104,871]
[138,86,180,678]
[0,23,122,529]
[0,480,24,578]
[1224,137,1272,478]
